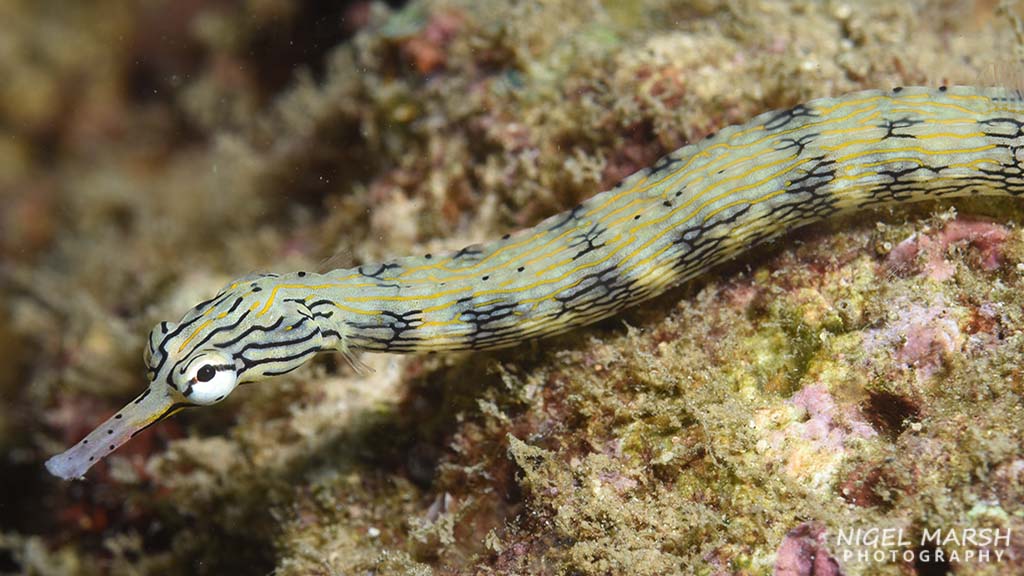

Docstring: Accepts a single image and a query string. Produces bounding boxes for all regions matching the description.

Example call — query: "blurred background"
[2,1,1023,575]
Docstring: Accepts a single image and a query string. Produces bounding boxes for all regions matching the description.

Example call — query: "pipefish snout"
[45,85,1024,480]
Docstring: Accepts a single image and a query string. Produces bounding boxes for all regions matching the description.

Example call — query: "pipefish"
[45,85,1024,480]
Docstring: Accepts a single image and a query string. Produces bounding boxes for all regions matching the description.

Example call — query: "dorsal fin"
[973,60,1024,91]
[317,247,356,274]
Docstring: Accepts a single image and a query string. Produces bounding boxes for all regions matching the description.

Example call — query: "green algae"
[4,0,1024,574]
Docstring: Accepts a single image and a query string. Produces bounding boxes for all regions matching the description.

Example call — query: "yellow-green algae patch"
[3,0,1024,575]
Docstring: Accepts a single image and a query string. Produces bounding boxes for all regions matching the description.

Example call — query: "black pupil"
[197,365,216,382]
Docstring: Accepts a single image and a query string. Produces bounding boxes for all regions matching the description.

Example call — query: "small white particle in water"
[367,527,380,538]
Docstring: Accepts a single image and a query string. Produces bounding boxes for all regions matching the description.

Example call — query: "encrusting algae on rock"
[3,0,1024,574]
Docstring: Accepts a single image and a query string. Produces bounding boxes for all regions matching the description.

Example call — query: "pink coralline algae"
[789,384,876,450]
[885,218,1010,281]
[774,522,843,576]
[861,294,963,381]
[764,384,876,487]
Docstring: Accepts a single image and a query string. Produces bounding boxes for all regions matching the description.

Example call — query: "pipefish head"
[45,275,325,480]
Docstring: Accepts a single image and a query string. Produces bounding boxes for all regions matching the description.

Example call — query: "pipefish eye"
[179,350,238,405]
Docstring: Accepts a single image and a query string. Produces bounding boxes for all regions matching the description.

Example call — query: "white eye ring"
[183,351,238,405]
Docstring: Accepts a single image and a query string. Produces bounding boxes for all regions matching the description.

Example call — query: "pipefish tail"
[46,85,1024,480]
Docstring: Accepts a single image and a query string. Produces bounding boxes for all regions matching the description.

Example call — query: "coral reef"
[3,0,1024,574]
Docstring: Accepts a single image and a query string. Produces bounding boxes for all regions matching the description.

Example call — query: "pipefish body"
[45,85,1024,480]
